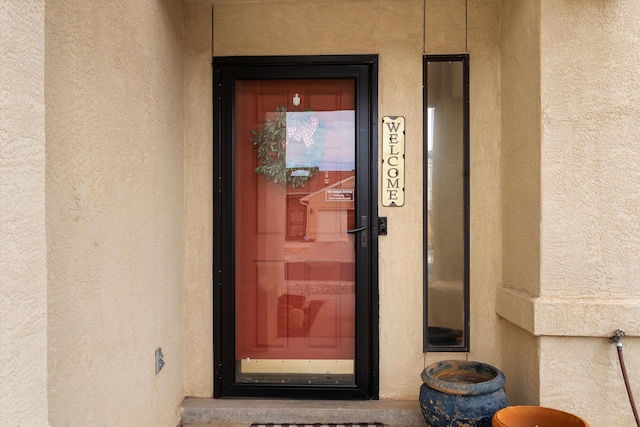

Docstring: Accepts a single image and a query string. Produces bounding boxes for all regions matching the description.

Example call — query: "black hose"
[617,345,640,427]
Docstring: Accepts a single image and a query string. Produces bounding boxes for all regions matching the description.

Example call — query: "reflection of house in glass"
[294,175,355,242]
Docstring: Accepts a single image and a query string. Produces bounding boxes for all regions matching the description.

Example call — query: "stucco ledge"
[496,286,640,338]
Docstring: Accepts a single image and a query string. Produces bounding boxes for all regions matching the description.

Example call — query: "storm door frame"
[213,55,379,399]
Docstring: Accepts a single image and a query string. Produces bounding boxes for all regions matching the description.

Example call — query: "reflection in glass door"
[234,79,357,385]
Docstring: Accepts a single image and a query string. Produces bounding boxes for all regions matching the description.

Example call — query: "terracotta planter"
[419,360,508,427]
[492,406,589,427]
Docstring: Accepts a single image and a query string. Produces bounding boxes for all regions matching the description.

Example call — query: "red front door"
[233,79,357,383]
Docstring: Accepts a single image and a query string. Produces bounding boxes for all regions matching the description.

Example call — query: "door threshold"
[180,397,424,426]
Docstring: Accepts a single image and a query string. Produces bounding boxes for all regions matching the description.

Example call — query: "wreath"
[250,107,325,188]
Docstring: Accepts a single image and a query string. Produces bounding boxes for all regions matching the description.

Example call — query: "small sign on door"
[381,116,405,207]
[325,189,354,201]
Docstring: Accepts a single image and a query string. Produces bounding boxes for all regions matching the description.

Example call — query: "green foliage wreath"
[250,107,324,188]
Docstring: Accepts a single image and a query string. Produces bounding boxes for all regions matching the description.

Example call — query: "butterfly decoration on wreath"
[250,107,325,188]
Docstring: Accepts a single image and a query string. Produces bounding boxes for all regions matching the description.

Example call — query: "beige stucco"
[497,1,640,426]
[0,1,49,425]
[500,0,542,298]
[45,0,186,425]
[539,0,640,298]
[0,0,639,426]
[537,1,640,424]
[184,2,215,397]
[498,0,543,406]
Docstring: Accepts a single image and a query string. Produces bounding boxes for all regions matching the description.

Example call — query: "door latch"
[378,217,387,235]
[347,216,368,247]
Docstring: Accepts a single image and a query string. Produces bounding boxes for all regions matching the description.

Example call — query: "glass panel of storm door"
[234,79,356,385]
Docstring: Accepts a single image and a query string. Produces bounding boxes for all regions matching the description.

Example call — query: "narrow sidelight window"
[423,55,470,352]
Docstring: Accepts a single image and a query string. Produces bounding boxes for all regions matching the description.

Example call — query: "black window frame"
[423,54,471,352]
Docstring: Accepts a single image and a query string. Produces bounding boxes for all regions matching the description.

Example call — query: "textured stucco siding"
[540,0,640,299]
[539,336,639,427]
[497,1,640,426]
[0,1,49,425]
[498,0,542,406]
[500,0,542,298]
[184,2,214,397]
[45,1,186,425]
[537,1,640,425]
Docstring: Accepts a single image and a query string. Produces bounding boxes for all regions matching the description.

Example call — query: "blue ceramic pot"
[419,360,508,427]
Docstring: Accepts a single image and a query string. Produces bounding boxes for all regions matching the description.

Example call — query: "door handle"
[348,216,368,247]
[347,225,367,234]
[347,215,368,235]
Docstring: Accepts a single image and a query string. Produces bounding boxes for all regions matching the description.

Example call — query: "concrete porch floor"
[179,398,425,427]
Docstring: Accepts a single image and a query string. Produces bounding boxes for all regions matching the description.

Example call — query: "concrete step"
[180,398,425,427]
[179,424,246,427]
[180,424,246,427]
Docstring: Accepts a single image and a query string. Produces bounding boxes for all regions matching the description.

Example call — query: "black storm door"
[213,55,379,399]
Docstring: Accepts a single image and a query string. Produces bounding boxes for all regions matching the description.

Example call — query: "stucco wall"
[500,0,541,298]
[184,2,214,397]
[538,1,640,425]
[498,0,542,405]
[0,1,49,425]
[184,0,504,400]
[540,1,640,298]
[498,1,640,425]
[45,1,186,425]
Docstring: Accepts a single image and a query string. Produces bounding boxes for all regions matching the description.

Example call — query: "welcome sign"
[381,116,405,207]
